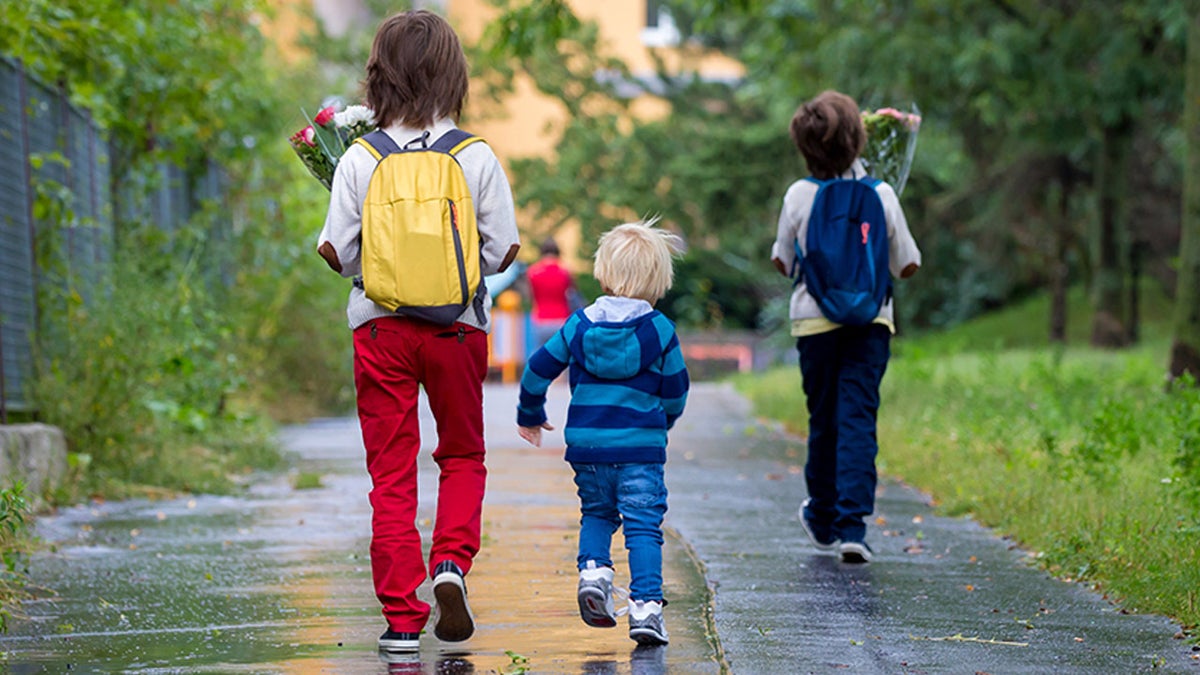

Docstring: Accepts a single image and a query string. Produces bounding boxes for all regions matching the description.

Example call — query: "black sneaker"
[378,629,420,653]
[839,540,873,564]
[799,498,838,553]
[432,560,475,642]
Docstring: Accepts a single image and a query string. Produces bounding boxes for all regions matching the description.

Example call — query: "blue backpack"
[793,176,891,326]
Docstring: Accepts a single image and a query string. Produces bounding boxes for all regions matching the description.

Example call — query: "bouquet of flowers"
[860,105,921,195]
[288,104,376,190]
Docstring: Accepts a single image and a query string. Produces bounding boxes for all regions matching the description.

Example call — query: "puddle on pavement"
[0,417,722,674]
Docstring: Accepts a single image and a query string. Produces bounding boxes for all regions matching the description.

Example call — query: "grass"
[736,286,1200,633]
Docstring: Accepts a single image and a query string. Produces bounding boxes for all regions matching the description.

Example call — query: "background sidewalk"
[667,382,1197,674]
[0,383,1195,673]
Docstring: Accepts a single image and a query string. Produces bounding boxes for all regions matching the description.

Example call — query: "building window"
[641,0,680,47]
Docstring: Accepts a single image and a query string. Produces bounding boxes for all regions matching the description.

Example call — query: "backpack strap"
[354,129,403,161]
[431,128,485,156]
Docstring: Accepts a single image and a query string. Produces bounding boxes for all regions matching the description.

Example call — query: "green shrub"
[0,483,31,633]
[30,222,281,498]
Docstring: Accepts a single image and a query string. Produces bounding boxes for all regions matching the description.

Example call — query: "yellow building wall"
[264,0,743,268]
[451,0,741,161]
[449,0,742,268]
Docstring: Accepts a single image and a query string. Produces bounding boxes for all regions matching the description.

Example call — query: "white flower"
[334,105,375,128]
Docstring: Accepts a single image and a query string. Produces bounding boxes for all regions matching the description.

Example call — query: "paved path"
[665,384,1197,674]
[0,383,1196,674]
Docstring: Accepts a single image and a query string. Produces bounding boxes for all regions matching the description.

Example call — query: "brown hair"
[365,10,469,128]
[789,90,866,179]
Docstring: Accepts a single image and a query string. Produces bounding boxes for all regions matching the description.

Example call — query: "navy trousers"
[797,324,891,543]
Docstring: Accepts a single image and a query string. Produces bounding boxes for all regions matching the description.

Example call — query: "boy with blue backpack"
[770,90,921,564]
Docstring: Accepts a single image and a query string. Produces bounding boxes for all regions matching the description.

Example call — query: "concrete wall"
[0,424,68,508]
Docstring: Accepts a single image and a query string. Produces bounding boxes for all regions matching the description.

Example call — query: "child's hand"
[518,422,555,447]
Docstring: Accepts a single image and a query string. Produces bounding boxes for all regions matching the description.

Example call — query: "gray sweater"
[317,118,521,332]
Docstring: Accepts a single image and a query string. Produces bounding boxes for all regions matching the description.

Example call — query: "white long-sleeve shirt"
[770,159,922,336]
[317,118,520,332]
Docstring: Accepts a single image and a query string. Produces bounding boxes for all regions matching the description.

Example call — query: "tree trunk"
[1090,118,1134,348]
[1170,11,1200,383]
[1049,160,1074,343]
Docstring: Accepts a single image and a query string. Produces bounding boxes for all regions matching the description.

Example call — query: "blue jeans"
[571,462,668,602]
[797,324,890,543]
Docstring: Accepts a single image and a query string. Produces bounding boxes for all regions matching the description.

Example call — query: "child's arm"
[518,421,555,448]
[879,183,922,279]
[516,320,573,441]
[316,146,370,277]
[465,143,521,275]
[769,181,807,278]
[659,330,690,429]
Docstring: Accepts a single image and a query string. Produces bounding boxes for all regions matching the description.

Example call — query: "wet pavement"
[0,382,1197,673]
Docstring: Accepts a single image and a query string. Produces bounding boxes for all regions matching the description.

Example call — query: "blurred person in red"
[527,237,580,347]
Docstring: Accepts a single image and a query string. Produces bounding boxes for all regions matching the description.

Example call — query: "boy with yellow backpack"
[316,10,520,656]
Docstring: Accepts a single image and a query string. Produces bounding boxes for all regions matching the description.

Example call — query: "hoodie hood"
[570,297,666,380]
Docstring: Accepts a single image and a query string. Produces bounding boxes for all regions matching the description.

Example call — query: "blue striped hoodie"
[517,296,690,464]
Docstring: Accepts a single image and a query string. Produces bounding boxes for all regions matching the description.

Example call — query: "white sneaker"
[577,561,617,627]
[628,599,668,645]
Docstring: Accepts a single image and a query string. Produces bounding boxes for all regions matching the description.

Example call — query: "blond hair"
[593,219,684,302]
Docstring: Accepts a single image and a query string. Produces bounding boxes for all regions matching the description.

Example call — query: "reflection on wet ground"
[0,388,720,674]
[7,382,1191,673]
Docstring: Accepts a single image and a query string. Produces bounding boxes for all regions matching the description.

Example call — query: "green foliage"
[0,0,280,168]
[736,291,1200,629]
[659,248,767,329]
[1167,374,1200,509]
[478,0,1192,338]
[30,221,281,498]
[291,472,324,490]
[0,484,31,634]
[2,3,358,497]
[475,0,795,323]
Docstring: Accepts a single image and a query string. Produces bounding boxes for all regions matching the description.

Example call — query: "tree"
[1171,8,1200,382]
[679,0,1187,338]
[473,0,1190,334]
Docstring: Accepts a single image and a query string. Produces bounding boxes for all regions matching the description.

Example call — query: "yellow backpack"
[353,128,486,326]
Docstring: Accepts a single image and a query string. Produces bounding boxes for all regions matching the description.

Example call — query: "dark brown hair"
[365,10,469,128]
[789,90,866,179]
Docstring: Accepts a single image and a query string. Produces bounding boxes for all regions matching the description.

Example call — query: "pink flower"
[314,106,336,127]
[301,126,316,146]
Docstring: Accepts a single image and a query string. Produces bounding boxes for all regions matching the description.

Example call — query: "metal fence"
[0,58,224,420]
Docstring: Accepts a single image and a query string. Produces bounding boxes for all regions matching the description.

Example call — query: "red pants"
[353,317,489,632]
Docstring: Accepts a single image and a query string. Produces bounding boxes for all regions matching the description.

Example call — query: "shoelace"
[612,584,631,617]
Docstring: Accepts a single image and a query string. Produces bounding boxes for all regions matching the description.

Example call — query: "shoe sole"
[578,587,617,628]
[629,628,669,646]
[839,542,873,564]
[378,638,420,653]
[433,574,475,642]
[799,501,838,553]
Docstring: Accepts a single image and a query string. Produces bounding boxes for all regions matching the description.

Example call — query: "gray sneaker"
[577,561,617,628]
[627,599,668,645]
